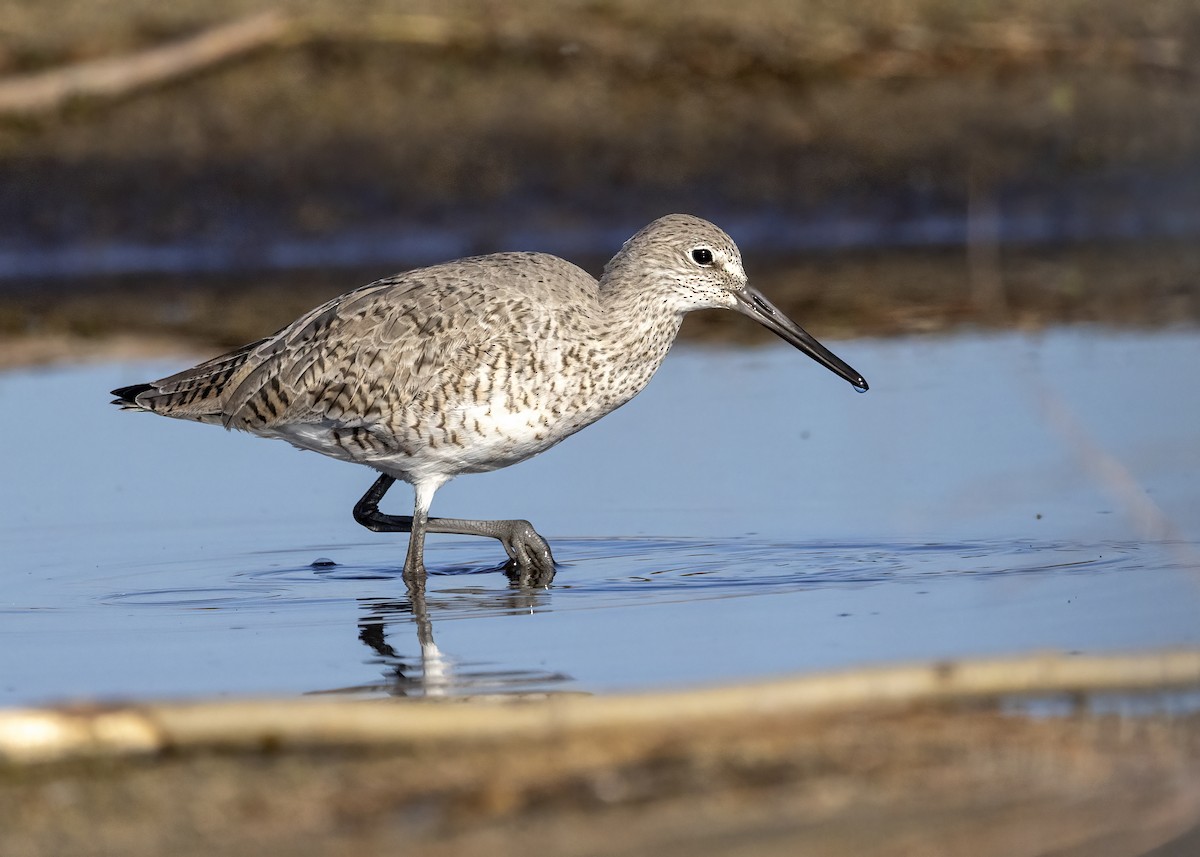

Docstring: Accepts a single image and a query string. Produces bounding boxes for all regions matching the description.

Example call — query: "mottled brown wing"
[218,270,540,435]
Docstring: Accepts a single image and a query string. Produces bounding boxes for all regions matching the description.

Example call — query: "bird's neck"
[593,269,685,404]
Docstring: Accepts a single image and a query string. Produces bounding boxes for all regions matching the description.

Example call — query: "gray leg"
[353,474,556,578]
[402,502,430,577]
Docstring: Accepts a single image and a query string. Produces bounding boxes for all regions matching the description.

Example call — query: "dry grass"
[0,0,1196,240]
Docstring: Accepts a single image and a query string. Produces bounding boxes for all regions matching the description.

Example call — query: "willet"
[112,214,867,578]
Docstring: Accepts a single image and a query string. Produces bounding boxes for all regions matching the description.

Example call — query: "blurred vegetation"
[1,0,1198,360]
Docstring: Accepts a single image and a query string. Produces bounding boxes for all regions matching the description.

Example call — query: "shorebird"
[112,214,867,578]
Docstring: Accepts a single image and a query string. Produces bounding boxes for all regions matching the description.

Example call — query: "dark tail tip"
[110,382,154,407]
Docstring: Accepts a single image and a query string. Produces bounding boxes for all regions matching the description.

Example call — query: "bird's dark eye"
[691,248,714,266]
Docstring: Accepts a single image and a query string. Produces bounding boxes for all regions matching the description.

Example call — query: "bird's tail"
[110,383,158,410]
[109,338,268,424]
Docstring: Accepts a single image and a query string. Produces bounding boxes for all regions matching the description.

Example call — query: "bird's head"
[608,214,868,392]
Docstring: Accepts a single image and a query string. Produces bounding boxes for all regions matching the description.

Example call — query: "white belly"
[259,401,593,487]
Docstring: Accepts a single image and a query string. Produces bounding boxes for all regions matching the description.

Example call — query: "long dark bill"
[734,286,868,391]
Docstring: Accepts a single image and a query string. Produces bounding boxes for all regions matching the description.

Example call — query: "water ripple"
[102,586,280,609]
[96,537,1195,619]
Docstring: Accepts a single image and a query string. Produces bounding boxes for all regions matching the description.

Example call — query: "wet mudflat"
[1,328,1197,705]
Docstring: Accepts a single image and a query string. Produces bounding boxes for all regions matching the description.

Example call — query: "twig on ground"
[0,10,291,115]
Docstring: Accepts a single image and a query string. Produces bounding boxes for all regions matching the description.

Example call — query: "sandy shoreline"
[3,651,1199,857]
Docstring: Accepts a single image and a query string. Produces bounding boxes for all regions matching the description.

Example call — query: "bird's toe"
[501,520,556,584]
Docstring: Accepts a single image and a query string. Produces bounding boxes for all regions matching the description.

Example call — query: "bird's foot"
[498,520,556,586]
[401,542,428,580]
[401,562,427,581]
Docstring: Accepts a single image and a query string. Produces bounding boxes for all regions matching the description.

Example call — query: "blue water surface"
[1,328,1198,703]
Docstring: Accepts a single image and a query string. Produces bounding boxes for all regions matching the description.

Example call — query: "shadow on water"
[312,554,568,698]
[337,583,571,699]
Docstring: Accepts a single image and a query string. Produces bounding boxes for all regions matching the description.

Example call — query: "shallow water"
[1,329,1198,704]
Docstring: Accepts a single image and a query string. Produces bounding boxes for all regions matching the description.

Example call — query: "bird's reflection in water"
[315,560,573,698]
